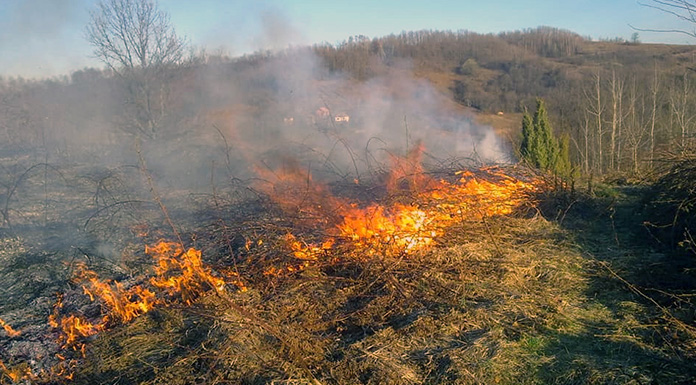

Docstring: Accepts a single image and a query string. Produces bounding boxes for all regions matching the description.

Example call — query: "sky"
[1,0,695,79]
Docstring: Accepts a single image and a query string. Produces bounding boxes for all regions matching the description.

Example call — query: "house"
[334,113,350,123]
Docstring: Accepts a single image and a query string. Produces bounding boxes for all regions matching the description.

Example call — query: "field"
[2,22,696,384]
[0,140,694,384]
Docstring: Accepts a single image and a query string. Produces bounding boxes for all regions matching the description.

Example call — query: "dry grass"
[58,204,695,384]
[2,165,696,384]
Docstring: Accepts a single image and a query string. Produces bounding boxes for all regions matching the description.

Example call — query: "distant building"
[334,113,350,123]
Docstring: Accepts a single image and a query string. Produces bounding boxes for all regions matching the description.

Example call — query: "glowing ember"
[284,233,334,260]
[0,317,20,338]
[0,359,35,383]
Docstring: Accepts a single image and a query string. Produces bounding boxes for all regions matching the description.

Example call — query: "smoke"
[0,0,92,78]
[194,49,509,186]
[0,4,513,244]
[1,0,81,40]
[251,9,307,52]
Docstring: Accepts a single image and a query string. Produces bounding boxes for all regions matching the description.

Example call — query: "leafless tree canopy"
[638,0,696,38]
[85,0,186,73]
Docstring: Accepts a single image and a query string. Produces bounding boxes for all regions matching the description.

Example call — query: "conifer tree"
[532,98,556,170]
[519,98,572,178]
[556,133,572,177]
[520,110,534,162]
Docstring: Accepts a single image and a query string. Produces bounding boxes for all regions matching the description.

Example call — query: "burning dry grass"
[63,215,657,384]
[2,149,696,384]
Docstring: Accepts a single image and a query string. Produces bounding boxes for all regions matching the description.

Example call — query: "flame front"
[337,203,436,255]
[76,264,158,324]
[148,241,228,304]
[49,241,235,349]
[260,148,541,260]
[0,317,20,338]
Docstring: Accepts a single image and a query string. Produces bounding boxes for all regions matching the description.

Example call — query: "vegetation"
[644,151,696,254]
[3,26,695,176]
[0,1,695,383]
[519,98,571,179]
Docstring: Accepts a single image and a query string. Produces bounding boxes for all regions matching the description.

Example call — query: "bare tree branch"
[85,0,185,74]
[636,0,696,38]
[85,0,188,139]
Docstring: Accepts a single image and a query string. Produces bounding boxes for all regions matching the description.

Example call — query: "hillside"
[1,27,695,384]
[1,157,695,384]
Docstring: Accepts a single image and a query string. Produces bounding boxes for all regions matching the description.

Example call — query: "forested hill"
[315,27,694,112]
[313,28,696,174]
[2,26,695,177]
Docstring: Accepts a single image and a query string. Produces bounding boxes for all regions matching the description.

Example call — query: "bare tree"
[86,0,185,73]
[85,0,187,138]
[669,72,696,151]
[609,67,626,171]
[649,63,660,168]
[584,69,605,173]
[636,1,696,38]
[625,76,650,174]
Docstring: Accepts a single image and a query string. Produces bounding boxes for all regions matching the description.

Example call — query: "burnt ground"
[1,150,695,384]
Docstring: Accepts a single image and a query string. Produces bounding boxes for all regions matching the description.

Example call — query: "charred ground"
[0,27,695,385]
[0,146,695,384]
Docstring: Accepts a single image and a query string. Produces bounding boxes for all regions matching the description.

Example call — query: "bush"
[643,153,696,254]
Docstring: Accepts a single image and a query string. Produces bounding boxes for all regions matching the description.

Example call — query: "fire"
[385,141,432,193]
[147,241,227,304]
[284,233,334,260]
[337,203,437,255]
[54,315,102,347]
[28,145,539,381]
[0,317,20,338]
[253,159,345,225]
[0,360,35,383]
[262,147,541,259]
[49,241,234,349]
[76,264,159,324]
[334,167,539,256]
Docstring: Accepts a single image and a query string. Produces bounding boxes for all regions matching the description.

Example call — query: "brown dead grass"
[3,171,696,384]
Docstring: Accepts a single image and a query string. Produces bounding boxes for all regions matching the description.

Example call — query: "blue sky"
[1,0,694,79]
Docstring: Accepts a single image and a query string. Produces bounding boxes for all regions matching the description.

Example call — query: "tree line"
[1,0,694,180]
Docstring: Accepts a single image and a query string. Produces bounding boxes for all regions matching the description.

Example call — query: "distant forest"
[2,26,695,177]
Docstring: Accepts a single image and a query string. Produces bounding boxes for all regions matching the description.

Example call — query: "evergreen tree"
[556,133,572,177]
[519,98,572,178]
[532,98,556,170]
[520,110,534,162]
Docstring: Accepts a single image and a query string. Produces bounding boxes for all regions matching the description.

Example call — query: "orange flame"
[333,167,540,256]
[337,203,437,256]
[147,241,227,304]
[253,159,345,226]
[0,359,36,383]
[76,264,158,324]
[386,141,432,193]
[0,317,20,338]
[54,315,102,347]
[263,148,541,259]
[49,242,232,350]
